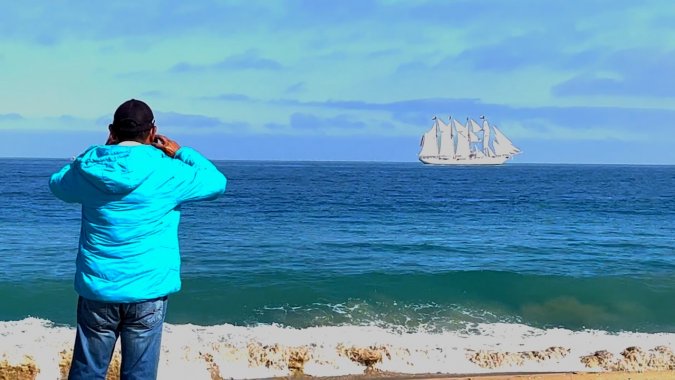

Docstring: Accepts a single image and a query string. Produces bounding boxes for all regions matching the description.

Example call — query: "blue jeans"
[68,296,168,380]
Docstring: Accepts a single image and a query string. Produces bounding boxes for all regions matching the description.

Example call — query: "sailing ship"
[418,116,521,165]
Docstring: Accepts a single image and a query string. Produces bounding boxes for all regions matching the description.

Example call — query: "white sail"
[469,119,482,133]
[467,119,482,157]
[418,119,440,157]
[453,119,468,135]
[438,120,455,158]
[468,129,480,142]
[492,125,521,155]
[468,119,482,155]
[482,119,493,156]
[453,119,471,159]
[492,136,509,156]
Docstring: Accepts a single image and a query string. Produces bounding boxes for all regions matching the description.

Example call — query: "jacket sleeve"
[171,147,227,204]
[49,163,82,203]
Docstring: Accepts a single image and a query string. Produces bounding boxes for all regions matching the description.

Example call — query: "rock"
[338,345,390,373]
[646,346,675,371]
[58,349,121,380]
[246,342,312,375]
[59,350,72,379]
[466,350,523,369]
[580,350,614,369]
[247,343,286,371]
[0,357,39,380]
[467,346,570,369]
[287,347,310,375]
[106,353,122,380]
[200,353,222,380]
[614,346,649,372]
[580,346,675,372]
[535,346,571,361]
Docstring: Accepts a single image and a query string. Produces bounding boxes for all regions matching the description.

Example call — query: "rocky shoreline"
[2,344,674,380]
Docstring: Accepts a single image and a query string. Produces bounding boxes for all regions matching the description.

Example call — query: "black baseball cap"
[110,99,155,133]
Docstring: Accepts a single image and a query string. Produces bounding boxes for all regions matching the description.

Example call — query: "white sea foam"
[1,318,674,379]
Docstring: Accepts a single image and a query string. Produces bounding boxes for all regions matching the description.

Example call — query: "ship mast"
[466,117,476,158]
[480,115,494,157]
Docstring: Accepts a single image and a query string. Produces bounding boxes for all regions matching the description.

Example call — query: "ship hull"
[419,155,510,165]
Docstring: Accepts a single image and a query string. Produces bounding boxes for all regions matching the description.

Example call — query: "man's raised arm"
[49,163,82,203]
[153,135,227,204]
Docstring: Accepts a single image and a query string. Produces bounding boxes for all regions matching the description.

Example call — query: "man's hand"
[152,134,181,158]
[106,134,118,145]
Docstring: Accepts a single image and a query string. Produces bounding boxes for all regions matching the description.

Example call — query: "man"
[49,99,227,380]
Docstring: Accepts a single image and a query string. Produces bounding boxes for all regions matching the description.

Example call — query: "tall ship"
[419,116,521,165]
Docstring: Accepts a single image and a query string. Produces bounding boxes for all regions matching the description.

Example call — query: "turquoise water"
[1,159,674,332]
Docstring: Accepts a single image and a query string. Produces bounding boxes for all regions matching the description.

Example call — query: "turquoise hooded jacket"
[49,144,227,302]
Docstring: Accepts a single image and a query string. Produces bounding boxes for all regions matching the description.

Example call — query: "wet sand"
[416,372,675,379]
[2,354,675,380]
[405,373,675,380]
[2,362,675,380]
[349,372,675,380]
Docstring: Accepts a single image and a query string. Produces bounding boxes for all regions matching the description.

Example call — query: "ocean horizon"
[0,154,674,166]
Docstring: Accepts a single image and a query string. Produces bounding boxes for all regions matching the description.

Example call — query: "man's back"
[49,143,227,302]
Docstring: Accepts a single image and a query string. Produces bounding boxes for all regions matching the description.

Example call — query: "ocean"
[1,158,674,378]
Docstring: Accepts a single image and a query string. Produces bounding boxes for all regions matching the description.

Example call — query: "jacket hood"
[75,145,160,194]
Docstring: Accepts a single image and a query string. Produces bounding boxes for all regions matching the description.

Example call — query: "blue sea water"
[1,159,674,333]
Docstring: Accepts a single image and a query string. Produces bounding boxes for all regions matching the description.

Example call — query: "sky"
[1,0,674,163]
